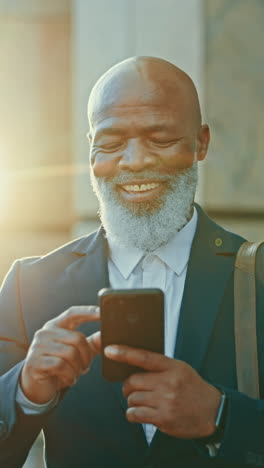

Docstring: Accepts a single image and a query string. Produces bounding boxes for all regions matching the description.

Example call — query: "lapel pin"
[215,238,223,247]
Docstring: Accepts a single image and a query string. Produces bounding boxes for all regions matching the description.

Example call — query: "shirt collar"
[108,206,198,279]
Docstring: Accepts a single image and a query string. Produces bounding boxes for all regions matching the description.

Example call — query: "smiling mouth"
[122,182,161,192]
[117,180,166,203]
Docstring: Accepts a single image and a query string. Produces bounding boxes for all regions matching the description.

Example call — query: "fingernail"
[105,345,120,356]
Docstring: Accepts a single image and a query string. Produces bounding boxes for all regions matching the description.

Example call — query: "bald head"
[88,56,201,132]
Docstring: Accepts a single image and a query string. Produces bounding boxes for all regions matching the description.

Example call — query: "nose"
[118,138,156,171]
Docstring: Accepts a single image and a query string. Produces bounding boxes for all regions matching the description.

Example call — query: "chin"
[120,199,163,216]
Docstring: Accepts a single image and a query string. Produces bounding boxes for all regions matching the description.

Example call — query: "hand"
[21,306,101,404]
[105,345,222,439]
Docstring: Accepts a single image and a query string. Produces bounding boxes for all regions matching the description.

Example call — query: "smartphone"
[98,288,164,382]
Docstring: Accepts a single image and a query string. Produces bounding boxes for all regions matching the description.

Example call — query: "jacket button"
[0,420,8,439]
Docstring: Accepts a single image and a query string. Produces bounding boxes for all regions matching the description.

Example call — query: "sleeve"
[0,260,29,375]
[213,386,264,466]
[16,383,60,415]
[0,260,54,467]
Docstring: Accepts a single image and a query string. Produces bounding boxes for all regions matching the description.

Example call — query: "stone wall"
[0,0,73,287]
[204,0,264,240]
[0,0,73,232]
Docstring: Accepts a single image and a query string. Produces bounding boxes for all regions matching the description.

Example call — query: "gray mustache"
[108,172,174,184]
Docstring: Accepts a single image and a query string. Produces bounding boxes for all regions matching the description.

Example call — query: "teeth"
[123,183,160,192]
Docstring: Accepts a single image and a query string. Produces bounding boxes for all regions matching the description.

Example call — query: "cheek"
[161,146,196,173]
[91,152,119,178]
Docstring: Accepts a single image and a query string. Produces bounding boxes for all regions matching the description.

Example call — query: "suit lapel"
[68,226,109,338]
[174,205,243,373]
[70,226,110,304]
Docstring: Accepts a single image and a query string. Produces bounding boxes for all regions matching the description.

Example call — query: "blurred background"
[0,0,263,466]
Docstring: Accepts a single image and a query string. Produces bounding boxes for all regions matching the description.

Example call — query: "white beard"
[90,163,198,252]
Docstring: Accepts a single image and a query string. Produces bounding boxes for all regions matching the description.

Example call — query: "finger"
[55,330,93,371]
[123,372,159,398]
[43,342,83,377]
[126,406,157,425]
[52,332,101,375]
[127,391,157,409]
[33,355,79,389]
[34,328,92,372]
[104,345,170,372]
[51,306,100,331]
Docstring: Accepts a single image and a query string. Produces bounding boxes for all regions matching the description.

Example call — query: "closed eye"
[96,141,125,152]
[150,139,181,148]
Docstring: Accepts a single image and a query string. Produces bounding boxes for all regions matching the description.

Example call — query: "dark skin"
[105,345,221,439]
[21,57,220,439]
[88,58,209,217]
[20,307,101,404]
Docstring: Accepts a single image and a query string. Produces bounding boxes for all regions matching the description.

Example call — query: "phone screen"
[99,288,164,381]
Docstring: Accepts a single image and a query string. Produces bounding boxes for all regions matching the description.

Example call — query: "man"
[0,56,263,468]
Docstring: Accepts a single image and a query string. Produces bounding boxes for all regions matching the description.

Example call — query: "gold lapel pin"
[215,238,223,247]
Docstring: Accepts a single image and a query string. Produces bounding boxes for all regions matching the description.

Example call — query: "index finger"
[52,305,100,331]
[104,345,170,373]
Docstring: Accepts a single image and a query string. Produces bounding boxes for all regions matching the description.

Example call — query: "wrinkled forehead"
[88,68,192,129]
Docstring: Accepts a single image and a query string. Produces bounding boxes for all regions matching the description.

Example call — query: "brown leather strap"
[234,241,264,399]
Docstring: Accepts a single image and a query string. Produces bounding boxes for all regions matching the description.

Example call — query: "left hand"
[105,345,222,439]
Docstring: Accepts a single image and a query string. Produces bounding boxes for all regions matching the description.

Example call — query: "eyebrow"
[94,128,128,139]
[94,124,170,141]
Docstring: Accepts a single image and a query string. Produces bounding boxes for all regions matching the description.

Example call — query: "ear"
[196,124,210,161]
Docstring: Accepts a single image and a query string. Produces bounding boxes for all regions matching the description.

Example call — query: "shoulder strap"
[234,241,264,399]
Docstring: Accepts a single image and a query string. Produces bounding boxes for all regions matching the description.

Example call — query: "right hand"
[20,306,101,404]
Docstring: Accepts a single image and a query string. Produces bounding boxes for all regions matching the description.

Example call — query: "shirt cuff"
[16,383,60,415]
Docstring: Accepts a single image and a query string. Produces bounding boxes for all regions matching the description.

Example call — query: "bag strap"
[234,241,264,399]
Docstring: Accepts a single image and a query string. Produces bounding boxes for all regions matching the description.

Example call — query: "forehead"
[90,70,189,130]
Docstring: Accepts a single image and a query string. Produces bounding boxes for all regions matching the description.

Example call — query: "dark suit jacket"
[0,205,263,468]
